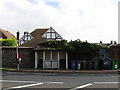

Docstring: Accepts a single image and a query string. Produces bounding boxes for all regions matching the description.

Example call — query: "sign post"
[16,31,20,71]
[16,45,19,71]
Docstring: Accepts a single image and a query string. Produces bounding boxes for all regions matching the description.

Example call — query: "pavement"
[2,68,120,74]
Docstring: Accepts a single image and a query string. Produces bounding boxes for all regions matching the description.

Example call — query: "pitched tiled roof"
[20,35,47,48]
[0,28,15,39]
[111,44,120,47]
[30,28,49,38]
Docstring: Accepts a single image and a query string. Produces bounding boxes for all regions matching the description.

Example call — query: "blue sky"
[28,0,59,8]
[27,0,37,4]
[44,1,59,9]
[0,0,119,43]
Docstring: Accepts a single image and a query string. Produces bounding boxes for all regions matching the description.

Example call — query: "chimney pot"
[24,31,27,35]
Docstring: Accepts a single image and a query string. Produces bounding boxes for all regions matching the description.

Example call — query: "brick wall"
[109,45,120,68]
[2,47,35,68]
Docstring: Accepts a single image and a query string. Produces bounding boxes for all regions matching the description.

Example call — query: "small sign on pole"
[16,31,20,71]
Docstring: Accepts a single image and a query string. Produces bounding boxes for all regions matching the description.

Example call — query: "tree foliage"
[39,39,102,60]
[0,38,16,47]
[39,40,69,51]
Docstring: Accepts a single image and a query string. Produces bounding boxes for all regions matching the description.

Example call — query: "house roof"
[20,27,63,48]
[20,35,47,48]
[110,44,120,47]
[30,28,49,38]
[94,43,112,47]
[0,28,15,39]
[20,28,49,47]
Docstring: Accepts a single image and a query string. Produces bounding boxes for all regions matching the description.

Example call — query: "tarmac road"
[1,71,120,90]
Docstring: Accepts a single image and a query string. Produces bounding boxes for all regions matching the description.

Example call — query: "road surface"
[1,71,120,90]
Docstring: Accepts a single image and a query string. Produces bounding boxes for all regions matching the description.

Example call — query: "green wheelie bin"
[77,61,82,70]
[112,59,119,70]
[88,61,93,70]
[94,60,99,70]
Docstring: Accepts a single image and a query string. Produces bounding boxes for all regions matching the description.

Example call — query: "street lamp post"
[16,41,19,71]
[16,31,20,71]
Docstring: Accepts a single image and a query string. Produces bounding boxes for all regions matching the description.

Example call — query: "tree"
[0,38,17,47]
[39,39,102,60]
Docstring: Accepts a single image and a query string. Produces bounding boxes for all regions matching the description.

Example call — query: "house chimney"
[114,41,117,44]
[24,31,27,35]
[50,27,52,30]
[17,31,20,46]
[110,40,113,44]
[100,41,102,45]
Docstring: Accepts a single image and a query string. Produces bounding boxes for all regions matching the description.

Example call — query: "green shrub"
[0,38,17,47]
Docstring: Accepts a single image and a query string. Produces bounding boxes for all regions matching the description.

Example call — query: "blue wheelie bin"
[71,61,76,70]
[102,58,112,70]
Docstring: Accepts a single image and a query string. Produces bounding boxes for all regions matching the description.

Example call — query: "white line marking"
[10,83,43,89]
[76,83,92,89]
[94,82,120,84]
[70,83,92,90]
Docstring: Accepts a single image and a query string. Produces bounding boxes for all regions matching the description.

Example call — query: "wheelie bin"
[94,60,99,70]
[112,59,119,70]
[88,61,93,70]
[102,58,112,70]
[71,61,76,70]
[77,60,82,70]
[82,61,87,70]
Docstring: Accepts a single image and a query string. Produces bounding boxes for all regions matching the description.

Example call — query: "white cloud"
[0,0,119,43]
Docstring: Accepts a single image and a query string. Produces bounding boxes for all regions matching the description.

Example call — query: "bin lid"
[72,60,76,62]
[82,61,87,62]
[94,60,99,62]
[77,60,82,62]
[113,59,118,61]
[102,58,112,61]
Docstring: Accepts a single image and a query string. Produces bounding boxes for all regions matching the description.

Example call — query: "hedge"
[0,38,16,47]
[39,39,104,60]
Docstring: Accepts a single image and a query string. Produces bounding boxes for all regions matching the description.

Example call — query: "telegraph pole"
[16,31,20,71]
